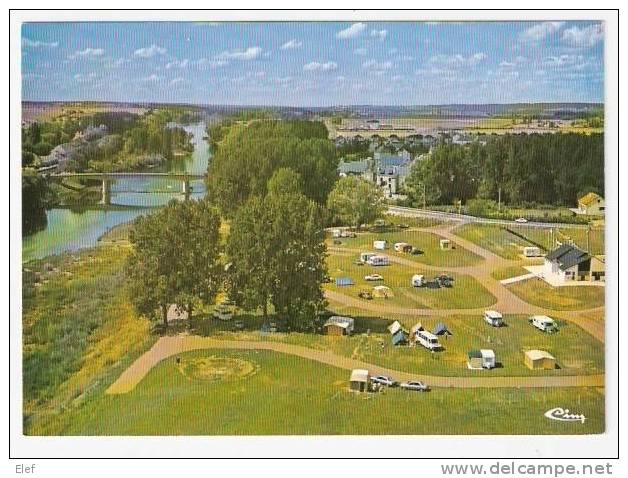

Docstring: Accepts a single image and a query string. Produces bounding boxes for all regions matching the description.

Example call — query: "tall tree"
[327,176,385,229]
[126,199,222,325]
[22,169,49,236]
[226,170,328,330]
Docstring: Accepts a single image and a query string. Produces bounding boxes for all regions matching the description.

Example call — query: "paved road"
[388,205,591,230]
[106,336,604,395]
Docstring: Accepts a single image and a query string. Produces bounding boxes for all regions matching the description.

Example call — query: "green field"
[490,265,531,280]
[48,349,604,435]
[506,280,606,311]
[329,230,484,267]
[454,224,605,259]
[325,253,496,310]
[193,313,604,378]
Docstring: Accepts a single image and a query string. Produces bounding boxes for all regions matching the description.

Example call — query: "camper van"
[523,246,542,257]
[373,240,387,250]
[411,274,425,287]
[331,229,342,238]
[367,255,390,266]
[483,310,504,327]
[394,242,412,253]
[530,315,558,333]
[416,330,441,351]
[360,252,376,263]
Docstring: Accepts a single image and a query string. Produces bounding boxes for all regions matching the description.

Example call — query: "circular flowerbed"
[178,356,259,382]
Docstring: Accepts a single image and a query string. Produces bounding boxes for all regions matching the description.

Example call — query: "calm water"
[22,122,210,262]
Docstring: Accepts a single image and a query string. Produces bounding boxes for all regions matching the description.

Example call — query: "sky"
[21,21,604,106]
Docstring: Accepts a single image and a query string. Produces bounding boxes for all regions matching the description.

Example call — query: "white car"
[515,217,528,223]
[371,375,398,387]
[364,274,384,281]
[400,381,429,392]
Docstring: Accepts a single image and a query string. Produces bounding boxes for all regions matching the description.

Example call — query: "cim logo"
[544,407,586,424]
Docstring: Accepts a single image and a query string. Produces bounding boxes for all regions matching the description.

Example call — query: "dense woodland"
[405,133,604,208]
[207,119,338,217]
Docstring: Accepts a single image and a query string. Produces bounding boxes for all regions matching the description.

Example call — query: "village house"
[543,243,605,283]
[338,159,373,181]
[574,192,605,216]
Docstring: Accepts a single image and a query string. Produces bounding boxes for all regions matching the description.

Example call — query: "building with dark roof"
[543,243,605,283]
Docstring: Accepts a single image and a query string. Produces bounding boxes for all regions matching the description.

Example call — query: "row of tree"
[127,119,386,331]
[405,133,604,207]
[207,120,337,217]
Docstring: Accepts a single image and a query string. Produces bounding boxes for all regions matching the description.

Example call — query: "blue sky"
[21,21,604,106]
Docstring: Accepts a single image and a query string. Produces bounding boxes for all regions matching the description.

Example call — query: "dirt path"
[327,223,605,343]
[106,336,604,395]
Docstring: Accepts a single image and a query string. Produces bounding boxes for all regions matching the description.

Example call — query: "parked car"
[515,217,528,223]
[365,273,384,281]
[411,248,424,255]
[529,315,558,333]
[234,320,245,330]
[340,231,357,238]
[435,274,454,287]
[354,260,365,266]
[358,290,373,300]
[322,275,333,283]
[400,381,429,392]
[397,223,410,229]
[371,375,398,387]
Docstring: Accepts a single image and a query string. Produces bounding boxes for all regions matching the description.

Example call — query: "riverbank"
[22,122,210,262]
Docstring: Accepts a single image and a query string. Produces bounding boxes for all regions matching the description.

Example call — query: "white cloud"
[562,24,603,47]
[519,22,565,42]
[362,59,393,71]
[193,58,228,69]
[303,61,338,72]
[22,38,58,48]
[73,72,97,82]
[170,77,185,86]
[280,39,302,50]
[69,47,105,59]
[354,48,368,56]
[141,74,160,82]
[166,59,189,69]
[134,44,167,58]
[371,29,388,40]
[336,23,367,39]
[543,54,586,69]
[216,47,262,61]
[429,52,486,68]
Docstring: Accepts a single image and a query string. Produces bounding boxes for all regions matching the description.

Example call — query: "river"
[22,122,210,262]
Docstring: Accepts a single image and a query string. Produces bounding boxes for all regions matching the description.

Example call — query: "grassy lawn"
[506,280,606,311]
[491,265,532,281]
[329,229,484,267]
[454,224,605,259]
[454,224,532,259]
[49,349,604,435]
[325,252,496,310]
[193,313,603,378]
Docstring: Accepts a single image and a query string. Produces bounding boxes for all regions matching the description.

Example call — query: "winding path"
[106,336,604,395]
[327,222,605,342]
[107,221,605,395]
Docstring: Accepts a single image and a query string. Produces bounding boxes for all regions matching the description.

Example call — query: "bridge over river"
[47,172,206,205]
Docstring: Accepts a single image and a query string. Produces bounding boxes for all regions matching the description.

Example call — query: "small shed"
[349,369,370,392]
[373,285,393,298]
[388,320,404,335]
[432,322,452,336]
[468,349,496,369]
[167,304,189,322]
[524,350,556,370]
[440,239,452,250]
[323,316,355,336]
[373,240,387,250]
[391,329,408,346]
[335,277,354,286]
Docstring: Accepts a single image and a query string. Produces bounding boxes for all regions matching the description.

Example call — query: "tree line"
[405,133,604,208]
[127,119,384,331]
